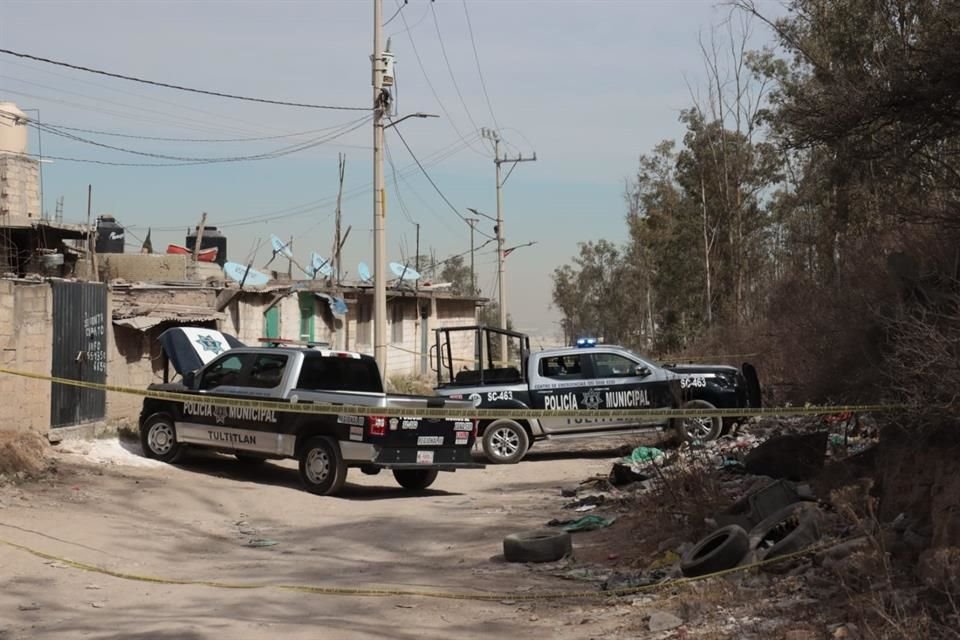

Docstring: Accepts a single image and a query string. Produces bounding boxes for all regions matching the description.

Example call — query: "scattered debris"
[563,494,607,510]
[17,603,41,612]
[744,431,829,480]
[247,538,278,548]
[547,515,617,532]
[717,478,813,530]
[648,610,684,632]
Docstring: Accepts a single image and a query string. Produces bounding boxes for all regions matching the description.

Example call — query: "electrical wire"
[14,114,372,165]
[396,1,490,158]
[462,0,501,133]
[1,60,299,137]
[383,0,408,27]
[384,138,417,225]
[389,1,432,37]
[28,120,371,144]
[0,48,369,111]
[388,120,495,239]
[431,2,481,134]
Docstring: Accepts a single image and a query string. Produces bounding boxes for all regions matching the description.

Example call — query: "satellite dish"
[358,262,372,283]
[310,252,334,278]
[270,234,293,259]
[390,262,420,281]
[223,261,270,287]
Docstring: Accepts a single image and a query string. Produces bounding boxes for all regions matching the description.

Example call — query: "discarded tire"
[680,525,750,577]
[748,502,822,565]
[503,529,572,563]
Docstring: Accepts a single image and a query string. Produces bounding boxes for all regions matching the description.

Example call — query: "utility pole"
[466,217,479,296]
[415,222,420,291]
[86,184,97,282]
[481,128,536,360]
[192,211,207,263]
[372,0,387,379]
[333,153,345,285]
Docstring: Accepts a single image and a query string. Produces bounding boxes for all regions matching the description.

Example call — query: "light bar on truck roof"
[575,337,598,348]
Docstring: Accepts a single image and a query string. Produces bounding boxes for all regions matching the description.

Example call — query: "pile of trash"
[534,414,884,589]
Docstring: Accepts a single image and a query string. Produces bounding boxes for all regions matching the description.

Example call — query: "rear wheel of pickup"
[482,420,529,464]
[298,437,347,496]
[140,413,184,463]
[674,399,723,443]
[393,469,439,491]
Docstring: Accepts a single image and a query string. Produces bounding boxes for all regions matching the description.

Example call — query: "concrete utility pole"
[372,0,387,379]
[480,128,536,360]
[466,217,479,296]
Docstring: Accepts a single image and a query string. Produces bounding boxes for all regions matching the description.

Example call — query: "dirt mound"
[0,430,48,477]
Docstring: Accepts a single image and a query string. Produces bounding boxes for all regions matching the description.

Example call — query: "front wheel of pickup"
[393,469,439,491]
[298,437,347,496]
[482,420,529,464]
[140,413,184,463]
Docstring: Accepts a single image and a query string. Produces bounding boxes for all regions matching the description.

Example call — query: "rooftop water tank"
[186,226,227,266]
[0,101,28,155]
[95,215,126,254]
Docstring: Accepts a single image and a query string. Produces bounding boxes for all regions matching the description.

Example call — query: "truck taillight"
[368,416,386,437]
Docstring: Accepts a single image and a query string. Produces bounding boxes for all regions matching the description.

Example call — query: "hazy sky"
[1,0,783,338]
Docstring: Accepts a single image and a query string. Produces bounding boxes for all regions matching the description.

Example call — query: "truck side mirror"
[182,370,197,388]
[635,365,651,378]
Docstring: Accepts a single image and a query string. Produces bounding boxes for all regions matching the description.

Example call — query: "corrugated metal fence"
[50,281,107,428]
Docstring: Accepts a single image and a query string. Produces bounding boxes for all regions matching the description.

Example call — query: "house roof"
[112,303,224,331]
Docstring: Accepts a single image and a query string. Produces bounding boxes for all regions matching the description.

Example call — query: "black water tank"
[95,215,125,253]
[185,226,227,266]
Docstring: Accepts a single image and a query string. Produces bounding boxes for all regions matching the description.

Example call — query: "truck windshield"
[296,354,383,393]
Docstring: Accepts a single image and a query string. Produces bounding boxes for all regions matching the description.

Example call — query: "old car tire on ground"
[482,420,530,464]
[680,524,750,577]
[297,436,348,496]
[140,413,184,463]
[235,454,268,465]
[675,399,724,443]
[503,529,572,563]
[393,469,439,491]
[748,502,822,566]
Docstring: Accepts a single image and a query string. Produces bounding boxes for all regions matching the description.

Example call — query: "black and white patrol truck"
[139,328,482,495]
[432,326,761,464]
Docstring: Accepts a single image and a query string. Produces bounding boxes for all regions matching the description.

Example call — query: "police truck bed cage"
[433,325,530,388]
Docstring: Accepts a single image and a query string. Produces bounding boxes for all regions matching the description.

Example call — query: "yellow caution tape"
[0,365,904,420]
[0,532,848,602]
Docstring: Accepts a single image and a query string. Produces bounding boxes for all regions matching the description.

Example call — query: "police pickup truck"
[432,326,760,463]
[139,328,482,495]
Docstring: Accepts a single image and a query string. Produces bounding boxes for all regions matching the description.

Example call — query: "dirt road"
[0,439,639,639]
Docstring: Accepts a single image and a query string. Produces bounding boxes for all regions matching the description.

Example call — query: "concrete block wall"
[106,324,167,425]
[0,155,40,218]
[0,280,52,433]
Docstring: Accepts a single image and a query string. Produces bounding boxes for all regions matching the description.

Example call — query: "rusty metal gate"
[50,281,107,428]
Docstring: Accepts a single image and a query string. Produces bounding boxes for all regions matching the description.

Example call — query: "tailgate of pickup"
[371,416,482,469]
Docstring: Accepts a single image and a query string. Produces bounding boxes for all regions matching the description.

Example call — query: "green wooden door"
[298,293,315,342]
[264,306,280,339]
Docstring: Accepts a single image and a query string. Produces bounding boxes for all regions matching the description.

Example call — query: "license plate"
[417,436,444,446]
[416,450,434,464]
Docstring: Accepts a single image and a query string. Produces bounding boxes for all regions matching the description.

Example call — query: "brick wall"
[0,280,52,434]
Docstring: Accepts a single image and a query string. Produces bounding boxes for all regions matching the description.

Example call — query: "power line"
[1,59,299,137]
[13,114,372,164]
[431,2,481,134]
[28,120,369,144]
[388,121,495,240]
[396,1,489,158]
[384,138,417,225]
[0,48,370,111]
[462,0,501,133]
[383,0,408,27]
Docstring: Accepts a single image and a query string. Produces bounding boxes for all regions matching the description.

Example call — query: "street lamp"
[373,111,439,378]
